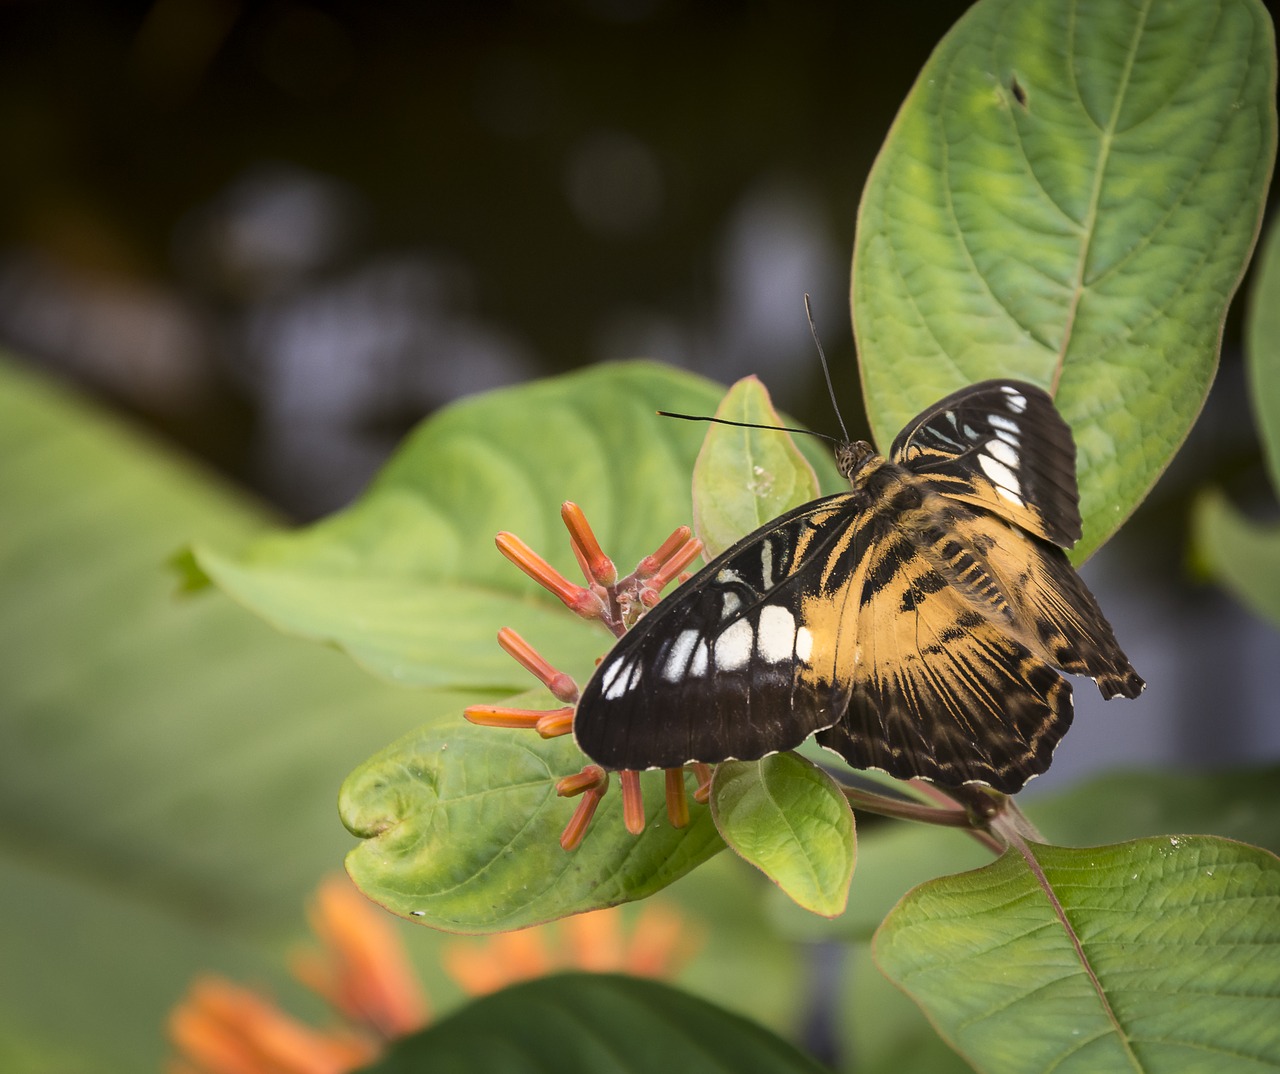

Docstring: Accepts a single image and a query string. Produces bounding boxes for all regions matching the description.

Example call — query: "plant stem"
[840,780,1044,856]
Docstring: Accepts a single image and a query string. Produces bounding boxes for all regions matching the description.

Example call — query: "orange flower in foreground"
[290,876,430,1039]
[169,875,698,1074]
[167,976,376,1074]
[443,902,697,996]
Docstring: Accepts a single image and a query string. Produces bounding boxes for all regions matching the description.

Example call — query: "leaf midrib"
[1016,839,1147,1073]
[1052,0,1152,396]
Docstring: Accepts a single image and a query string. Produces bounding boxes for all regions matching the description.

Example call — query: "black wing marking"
[574,492,870,771]
[890,380,1082,547]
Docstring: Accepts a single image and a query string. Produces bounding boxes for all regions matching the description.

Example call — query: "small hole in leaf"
[1010,75,1028,108]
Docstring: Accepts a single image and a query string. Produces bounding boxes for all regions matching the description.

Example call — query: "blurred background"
[1,3,1278,1070]
[0,0,1276,806]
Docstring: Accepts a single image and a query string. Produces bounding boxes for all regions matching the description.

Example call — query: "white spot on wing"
[716,619,753,671]
[979,453,1023,499]
[994,429,1020,446]
[760,540,775,589]
[996,487,1025,506]
[986,438,1019,468]
[988,413,1019,433]
[662,630,700,683]
[689,638,709,677]
[1000,386,1028,413]
[757,605,796,663]
[601,658,632,700]
[795,625,814,663]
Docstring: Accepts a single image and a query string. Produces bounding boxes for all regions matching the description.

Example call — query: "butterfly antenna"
[804,293,850,444]
[655,410,840,445]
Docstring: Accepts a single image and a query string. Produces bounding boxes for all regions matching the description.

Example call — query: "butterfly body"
[573,380,1143,793]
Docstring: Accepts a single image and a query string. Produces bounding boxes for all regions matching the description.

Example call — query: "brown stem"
[840,784,1007,856]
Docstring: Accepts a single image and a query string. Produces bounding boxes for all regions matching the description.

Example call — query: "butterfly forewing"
[891,380,1082,547]
[574,493,869,770]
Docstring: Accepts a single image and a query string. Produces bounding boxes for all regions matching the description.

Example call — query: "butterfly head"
[835,439,880,483]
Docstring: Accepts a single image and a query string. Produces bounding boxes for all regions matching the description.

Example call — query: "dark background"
[1,0,1276,786]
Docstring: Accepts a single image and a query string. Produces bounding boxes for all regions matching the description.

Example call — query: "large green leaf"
[341,690,724,932]
[1193,218,1280,626]
[362,973,830,1074]
[0,356,473,1070]
[853,0,1276,560]
[303,365,844,927]
[786,766,1280,1068]
[874,836,1280,1073]
[193,362,736,690]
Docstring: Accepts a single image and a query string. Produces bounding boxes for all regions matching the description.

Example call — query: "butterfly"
[572,380,1144,793]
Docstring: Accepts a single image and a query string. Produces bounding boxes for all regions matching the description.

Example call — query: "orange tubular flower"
[479,505,718,849]
[290,876,431,1040]
[495,531,606,620]
[167,976,376,1074]
[169,875,699,1074]
[561,501,617,586]
[497,627,579,702]
[443,903,700,998]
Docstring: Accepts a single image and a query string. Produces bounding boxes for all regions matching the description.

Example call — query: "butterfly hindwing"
[966,509,1145,700]
[814,580,1072,793]
[890,380,1082,547]
[813,467,1134,791]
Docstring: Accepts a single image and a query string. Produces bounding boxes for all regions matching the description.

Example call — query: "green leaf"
[363,973,829,1074]
[193,362,731,689]
[711,755,855,918]
[1031,764,1280,854]
[874,836,1280,1074]
[1192,220,1280,627]
[0,852,283,1074]
[853,0,1276,560]
[341,692,724,932]
[1247,218,1280,493]
[691,376,822,558]
[658,852,809,1036]
[841,943,975,1074]
[769,763,1280,945]
[0,355,466,1070]
[1191,489,1280,626]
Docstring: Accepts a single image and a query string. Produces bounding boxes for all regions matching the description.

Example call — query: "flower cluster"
[168,874,697,1074]
[463,502,712,849]
[168,876,427,1074]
